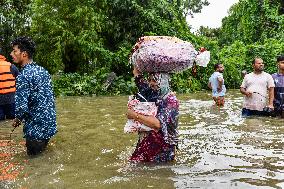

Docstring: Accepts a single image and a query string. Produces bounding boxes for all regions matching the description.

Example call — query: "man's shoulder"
[210,72,221,78]
[262,72,274,79]
[20,63,50,80]
[246,72,254,77]
[10,64,18,70]
[216,72,223,77]
[24,63,49,74]
[271,73,283,78]
[243,72,255,81]
[271,73,277,78]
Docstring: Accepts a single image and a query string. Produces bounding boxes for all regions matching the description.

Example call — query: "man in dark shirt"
[272,55,284,117]
[0,48,19,120]
[10,36,57,156]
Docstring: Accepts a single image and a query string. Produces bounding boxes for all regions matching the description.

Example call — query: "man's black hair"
[277,55,284,62]
[252,57,262,65]
[11,36,36,59]
[214,63,222,70]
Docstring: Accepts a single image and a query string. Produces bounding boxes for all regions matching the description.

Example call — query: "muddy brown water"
[0,90,283,189]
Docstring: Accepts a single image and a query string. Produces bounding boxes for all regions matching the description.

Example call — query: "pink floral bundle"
[130,36,210,73]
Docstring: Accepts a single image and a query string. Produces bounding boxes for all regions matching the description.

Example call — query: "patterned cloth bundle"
[124,95,157,133]
[130,36,210,73]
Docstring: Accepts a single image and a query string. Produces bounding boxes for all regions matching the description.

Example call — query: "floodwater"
[0,90,283,189]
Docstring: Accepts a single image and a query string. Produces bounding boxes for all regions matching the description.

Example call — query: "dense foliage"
[0,0,283,96]
[29,0,209,75]
[0,0,31,57]
[219,0,284,45]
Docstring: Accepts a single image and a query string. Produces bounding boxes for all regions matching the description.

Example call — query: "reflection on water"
[0,90,283,188]
[0,121,25,186]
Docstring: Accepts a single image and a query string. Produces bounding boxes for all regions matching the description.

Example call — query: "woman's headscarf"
[149,73,171,98]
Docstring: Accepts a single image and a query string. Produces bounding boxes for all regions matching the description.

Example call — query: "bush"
[52,69,136,97]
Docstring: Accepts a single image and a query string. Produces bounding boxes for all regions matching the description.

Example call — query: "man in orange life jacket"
[0,48,19,120]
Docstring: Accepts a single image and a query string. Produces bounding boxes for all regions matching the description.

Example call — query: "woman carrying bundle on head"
[124,36,210,163]
[125,66,179,163]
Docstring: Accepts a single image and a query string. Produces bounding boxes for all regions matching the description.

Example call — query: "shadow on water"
[0,90,283,189]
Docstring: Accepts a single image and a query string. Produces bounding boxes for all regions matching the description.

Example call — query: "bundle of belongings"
[124,36,210,133]
[129,36,210,73]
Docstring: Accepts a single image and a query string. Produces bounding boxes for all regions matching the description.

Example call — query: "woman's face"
[148,75,160,91]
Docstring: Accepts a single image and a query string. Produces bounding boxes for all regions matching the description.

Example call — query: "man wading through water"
[10,36,57,156]
[240,57,275,117]
[208,63,226,106]
[272,55,284,117]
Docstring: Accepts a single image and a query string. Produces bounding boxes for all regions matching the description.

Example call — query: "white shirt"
[240,72,275,111]
[209,72,226,97]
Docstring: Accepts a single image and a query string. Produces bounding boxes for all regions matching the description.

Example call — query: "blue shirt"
[209,72,226,97]
[15,62,57,140]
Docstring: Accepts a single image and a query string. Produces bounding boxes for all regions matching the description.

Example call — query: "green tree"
[196,26,220,40]
[0,0,31,57]
[31,0,108,74]
[175,0,209,17]
[30,0,209,75]
[102,0,201,76]
[219,0,284,46]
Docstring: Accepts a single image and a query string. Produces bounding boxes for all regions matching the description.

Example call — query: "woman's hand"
[126,109,137,120]
[126,109,161,130]
[133,67,141,77]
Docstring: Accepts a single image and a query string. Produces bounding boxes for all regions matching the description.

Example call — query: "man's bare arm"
[240,87,252,97]
[267,87,274,108]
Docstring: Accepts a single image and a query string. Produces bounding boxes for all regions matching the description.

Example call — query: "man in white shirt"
[240,57,275,116]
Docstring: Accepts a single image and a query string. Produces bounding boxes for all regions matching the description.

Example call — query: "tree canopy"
[2,0,208,75]
[0,0,31,56]
[219,0,284,46]
[0,0,283,96]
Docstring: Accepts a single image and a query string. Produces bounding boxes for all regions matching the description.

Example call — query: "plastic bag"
[195,50,210,67]
[124,96,157,133]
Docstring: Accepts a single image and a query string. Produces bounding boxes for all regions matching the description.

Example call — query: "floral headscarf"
[149,73,171,98]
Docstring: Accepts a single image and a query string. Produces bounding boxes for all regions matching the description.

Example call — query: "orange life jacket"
[0,57,16,94]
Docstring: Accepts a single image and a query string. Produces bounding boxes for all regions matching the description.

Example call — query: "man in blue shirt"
[208,63,226,106]
[10,36,57,156]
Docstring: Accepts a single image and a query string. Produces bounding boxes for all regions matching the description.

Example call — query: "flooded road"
[0,90,283,188]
